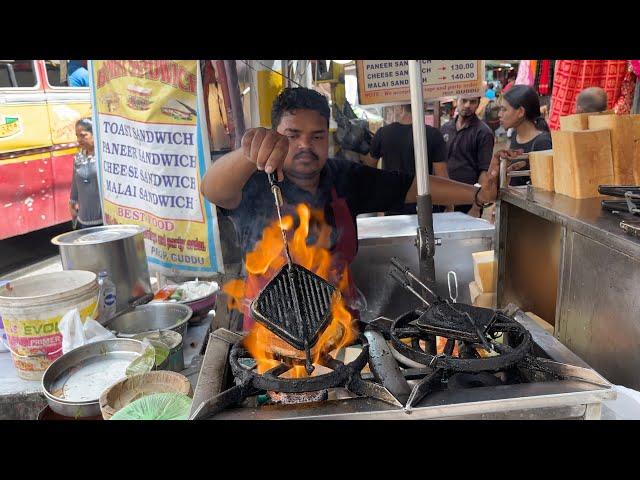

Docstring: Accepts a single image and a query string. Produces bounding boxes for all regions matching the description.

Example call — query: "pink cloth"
[548,60,628,130]
[631,60,640,77]
[515,60,532,86]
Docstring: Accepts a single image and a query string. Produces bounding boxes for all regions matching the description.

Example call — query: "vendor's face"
[75,126,94,150]
[457,97,480,117]
[499,100,524,129]
[276,109,328,180]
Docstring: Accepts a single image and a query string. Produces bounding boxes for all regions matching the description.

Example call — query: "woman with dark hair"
[499,85,552,185]
[69,118,103,229]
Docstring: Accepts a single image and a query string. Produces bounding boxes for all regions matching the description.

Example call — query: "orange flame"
[223,203,358,378]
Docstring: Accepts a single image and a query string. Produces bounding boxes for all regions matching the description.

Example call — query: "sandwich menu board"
[89,60,224,275]
[356,60,484,105]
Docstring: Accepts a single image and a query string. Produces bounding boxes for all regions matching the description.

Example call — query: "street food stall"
[0,59,630,420]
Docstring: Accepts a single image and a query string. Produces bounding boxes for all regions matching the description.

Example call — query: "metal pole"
[223,60,246,149]
[249,60,260,128]
[408,60,436,286]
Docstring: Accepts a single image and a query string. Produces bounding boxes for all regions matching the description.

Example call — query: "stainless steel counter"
[352,213,494,322]
[500,187,640,260]
[497,187,640,389]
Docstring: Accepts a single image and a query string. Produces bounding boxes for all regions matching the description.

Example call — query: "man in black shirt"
[201,88,500,329]
[369,104,448,215]
[441,96,495,216]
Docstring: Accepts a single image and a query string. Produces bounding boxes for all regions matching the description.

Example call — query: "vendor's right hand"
[241,127,289,181]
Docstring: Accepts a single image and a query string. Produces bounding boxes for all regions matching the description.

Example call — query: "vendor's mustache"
[293,149,319,161]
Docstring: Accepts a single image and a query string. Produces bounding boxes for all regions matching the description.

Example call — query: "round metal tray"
[41,338,146,418]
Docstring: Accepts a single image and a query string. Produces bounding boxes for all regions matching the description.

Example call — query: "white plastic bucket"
[0,271,99,380]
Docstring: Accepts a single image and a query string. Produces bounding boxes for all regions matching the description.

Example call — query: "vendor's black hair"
[271,87,330,128]
[503,85,549,132]
[75,117,93,133]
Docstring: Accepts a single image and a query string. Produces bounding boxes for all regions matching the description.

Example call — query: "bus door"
[0,60,55,239]
[43,60,91,226]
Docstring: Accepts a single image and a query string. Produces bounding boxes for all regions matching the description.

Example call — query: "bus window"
[46,60,89,87]
[0,60,37,88]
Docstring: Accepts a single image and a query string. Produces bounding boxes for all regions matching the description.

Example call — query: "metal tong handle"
[389,269,431,307]
[625,191,640,215]
[390,257,439,302]
[447,271,458,303]
[267,172,293,268]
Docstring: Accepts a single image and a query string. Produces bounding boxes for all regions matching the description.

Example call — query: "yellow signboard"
[90,60,223,275]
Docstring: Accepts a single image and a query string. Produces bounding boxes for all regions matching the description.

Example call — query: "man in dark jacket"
[440,96,495,217]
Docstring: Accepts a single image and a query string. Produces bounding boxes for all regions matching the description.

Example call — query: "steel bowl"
[107,303,192,338]
[155,281,218,320]
[41,338,147,418]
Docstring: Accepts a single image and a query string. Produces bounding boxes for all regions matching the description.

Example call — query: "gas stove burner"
[390,309,532,373]
[384,309,533,410]
[414,301,499,343]
[190,333,402,419]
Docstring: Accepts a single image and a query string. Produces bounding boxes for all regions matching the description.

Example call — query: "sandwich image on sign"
[127,85,153,111]
[100,92,121,112]
[161,99,194,121]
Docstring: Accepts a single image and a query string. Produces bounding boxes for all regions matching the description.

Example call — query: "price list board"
[355,60,484,105]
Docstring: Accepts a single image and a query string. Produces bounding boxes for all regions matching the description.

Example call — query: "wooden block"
[525,311,554,335]
[632,115,640,184]
[469,281,481,304]
[560,113,590,131]
[559,110,613,131]
[473,292,496,308]
[469,281,496,308]
[588,114,635,184]
[551,129,614,199]
[472,250,496,293]
[529,149,554,191]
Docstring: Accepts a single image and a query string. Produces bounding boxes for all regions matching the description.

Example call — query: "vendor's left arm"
[403,151,501,206]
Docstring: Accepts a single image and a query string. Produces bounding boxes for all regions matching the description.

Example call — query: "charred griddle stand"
[190,309,614,420]
[497,186,640,390]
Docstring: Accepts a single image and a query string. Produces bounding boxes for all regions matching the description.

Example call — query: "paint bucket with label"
[0,271,99,380]
[0,280,8,352]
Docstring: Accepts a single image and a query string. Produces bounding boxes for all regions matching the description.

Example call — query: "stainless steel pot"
[51,225,152,311]
[41,338,147,418]
[107,303,192,338]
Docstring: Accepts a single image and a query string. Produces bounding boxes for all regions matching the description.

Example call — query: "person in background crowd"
[485,83,497,100]
[369,103,449,215]
[68,60,89,87]
[503,79,515,93]
[476,81,491,118]
[441,96,495,217]
[499,85,552,186]
[576,87,608,113]
[70,118,102,229]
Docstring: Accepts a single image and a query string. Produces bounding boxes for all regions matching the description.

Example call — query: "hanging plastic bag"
[58,308,116,354]
[83,318,116,344]
[59,308,86,354]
